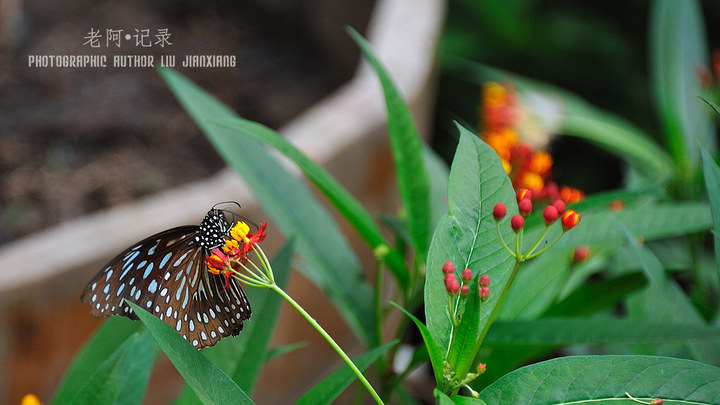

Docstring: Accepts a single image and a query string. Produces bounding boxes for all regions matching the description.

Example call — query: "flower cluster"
[442,261,491,326]
[480,81,585,204]
[494,188,582,262]
[205,221,271,289]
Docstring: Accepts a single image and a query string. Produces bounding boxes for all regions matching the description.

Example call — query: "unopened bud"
[561,209,581,231]
[460,285,469,298]
[442,261,455,275]
[511,215,525,232]
[479,286,490,301]
[477,363,486,374]
[445,274,460,296]
[650,399,663,405]
[573,245,590,263]
[552,199,566,214]
[479,274,490,287]
[461,268,473,283]
[543,205,559,225]
[493,203,507,221]
[518,198,532,216]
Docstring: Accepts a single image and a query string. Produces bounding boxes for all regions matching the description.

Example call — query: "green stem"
[523,225,551,258]
[269,283,384,405]
[496,222,516,258]
[475,260,523,347]
[524,231,566,260]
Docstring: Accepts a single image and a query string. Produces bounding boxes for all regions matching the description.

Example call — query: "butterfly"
[81,202,252,349]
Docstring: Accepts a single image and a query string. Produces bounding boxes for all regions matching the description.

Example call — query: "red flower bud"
[516,188,532,203]
[442,261,455,275]
[561,209,581,231]
[461,268,473,283]
[445,273,460,296]
[511,215,525,232]
[479,274,491,287]
[493,203,507,221]
[650,399,663,405]
[479,286,491,301]
[552,199,566,214]
[542,205,559,225]
[573,245,590,263]
[518,198,532,216]
[608,199,624,211]
[460,285,470,297]
[477,363,487,374]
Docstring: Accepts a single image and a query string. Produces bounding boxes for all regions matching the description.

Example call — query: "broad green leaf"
[555,202,712,248]
[543,272,647,317]
[175,241,295,404]
[68,330,157,405]
[451,396,488,405]
[446,276,483,381]
[212,117,408,288]
[348,27,432,260]
[159,68,374,343]
[484,319,720,346]
[651,0,714,165]
[295,340,397,405]
[127,301,253,405]
[265,342,307,362]
[480,355,720,404]
[52,317,141,404]
[393,302,445,388]
[444,60,674,181]
[498,249,572,320]
[425,126,516,353]
[700,147,720,279]
[435,390,457,405]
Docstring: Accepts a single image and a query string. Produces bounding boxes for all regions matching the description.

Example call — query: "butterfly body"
[81,208,252,349]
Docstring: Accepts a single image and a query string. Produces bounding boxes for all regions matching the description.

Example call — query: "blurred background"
[2,0,720,403]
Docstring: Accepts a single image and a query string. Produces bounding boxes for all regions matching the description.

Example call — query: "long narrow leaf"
[296,341,398,405]
[52,317,141,404]
[127,301,253,405]
[212,117,408,287]
[392,302,445,388]
[484,319,720,346]
[651,0,714,165]
[348,27,432,260]
[700,147,720,279]
[159,67,374,343]
[68,331,157,405]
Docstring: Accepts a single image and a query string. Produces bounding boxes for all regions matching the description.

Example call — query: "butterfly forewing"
[81,209,252,349]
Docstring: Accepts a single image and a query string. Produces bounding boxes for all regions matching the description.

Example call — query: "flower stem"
[269,283,384,405]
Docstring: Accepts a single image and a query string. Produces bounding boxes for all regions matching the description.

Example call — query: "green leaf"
[52,317,141,404]
[555,202,712,248]
[296,340,398,405]
[393,302,445,387]
[446,276,483,381]
[480,355,720,404]
[348,27,432,260]
[159,67,374,344]
[498,249,572,320]
[424,126,516,351]
[127,301,253,405]
[444,60,674,181]
[543,272,647,317]
[265,342,307,362]
[622,226,720,364]
[212,117,409,288]
[651,0,714,165]
[484,319,720,346]
[68,330,157,405]
[700,147,720,279]
[701,97,720,116]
